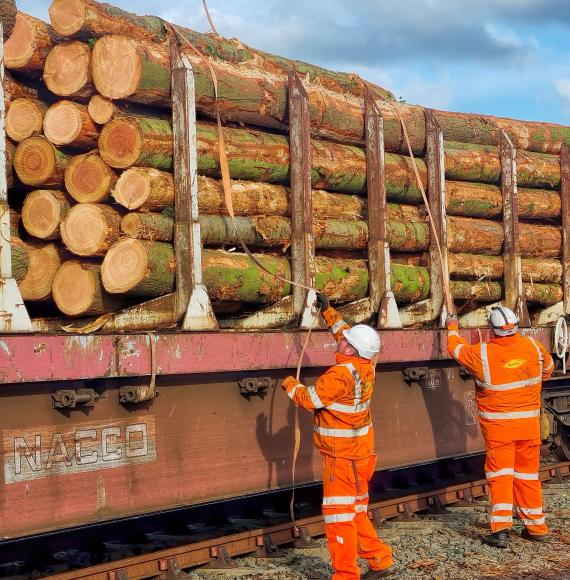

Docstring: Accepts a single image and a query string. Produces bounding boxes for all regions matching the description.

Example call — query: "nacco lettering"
[3,416,156,484]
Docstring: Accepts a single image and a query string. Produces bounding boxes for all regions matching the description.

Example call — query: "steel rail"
[44,461,570,580]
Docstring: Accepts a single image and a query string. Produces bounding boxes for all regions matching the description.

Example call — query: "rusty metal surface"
[0,328,554,384]
[43,462,570,580]
[561,144,570,317]
[0,367,484,538]
[499,130,531,326]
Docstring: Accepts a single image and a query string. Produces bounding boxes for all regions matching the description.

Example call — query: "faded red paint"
[0,329,553,385]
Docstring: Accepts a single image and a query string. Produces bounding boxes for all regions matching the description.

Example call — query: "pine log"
[448,217,503,255]
[1,0,16,40]
[60,203,122,256]
[87,94,116,124]
[519,223,561,258]
[64,151,117,203]
[43,41,93,98]
[43,100,99,148]
[121,212,173,242]
[98,117,172,170]
[21,189,70,240]
[14,240,66,301]
[112,167,174,209]
[523,283,562,306]
[6,98,46,142]
[6,140,15,189]
[451,280,502,302]
[91,35,170,106]
[446,180,561,219]
[4,71,38,107]
[14,136,69,186]
[52,260,124,316]
[5,13,58,72]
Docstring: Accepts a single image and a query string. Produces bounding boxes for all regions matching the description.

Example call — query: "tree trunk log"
[14,136,69,187]
[60,203,122,256]
[43,41,93,98]
[6,139,15,189]
[448,217,503,255]
[43,100,99,148]
[11,237,30,281]
[6,98,46,142]
[64,151,117,203]
[4,71,38,108]
[519,223,561,258]
[92,35,171,106]
[52,260,125,316]
[86,94,165,124]
[5,13,58,72]
[523,283,562,306]
[1,0,16,40]
[112,167,174,209]
[121,212,173,242]
[21,189,70,240]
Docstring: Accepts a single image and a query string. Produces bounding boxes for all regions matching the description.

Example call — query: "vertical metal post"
[288,72,320,328]
[499,130,530,326]
[0,23,32,332]
[364,89,401,328]
[561,144,570,317]
[425,109,450,326]
[171,47,218,330]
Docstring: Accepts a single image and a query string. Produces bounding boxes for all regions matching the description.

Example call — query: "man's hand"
[315,292,330,311]
[446,313,458,328]
[282,376,299,391]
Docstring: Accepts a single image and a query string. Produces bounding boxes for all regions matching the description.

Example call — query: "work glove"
[446,313,458,328]
[282,376,300,391]
[315,292,330,311]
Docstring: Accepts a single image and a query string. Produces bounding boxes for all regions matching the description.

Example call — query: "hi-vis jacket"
[283,306,376,459]
[447,322,554,441]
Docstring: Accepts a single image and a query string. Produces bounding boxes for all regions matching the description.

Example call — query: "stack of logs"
[2,0,567,326]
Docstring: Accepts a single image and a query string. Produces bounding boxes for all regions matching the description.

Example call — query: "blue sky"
[18,0,570,125]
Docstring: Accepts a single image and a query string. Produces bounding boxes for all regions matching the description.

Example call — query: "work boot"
[521,528,549,543]
[482,530,509,548]
[362,564,399,579]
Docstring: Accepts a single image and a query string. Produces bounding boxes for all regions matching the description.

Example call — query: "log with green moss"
[121,212,174,242]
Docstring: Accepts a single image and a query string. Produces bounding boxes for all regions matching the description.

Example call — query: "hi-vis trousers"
[485,439,547,536]
[322,455,393,580]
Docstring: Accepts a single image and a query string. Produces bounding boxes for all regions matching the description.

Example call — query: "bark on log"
[523,283,562,306]
[52,260,124,316]
[91,35,171,106]
[10,237,30,281]
[14,136,69,187]
[1,0,16,40]
[450,279,560,305]
[43,41,93,98]
[5,13,58,72]
[3,71,39,108]
[43,100,99,148]
[112,167,174,210]
[64,151,117,203]
[60,202,122,256]
[6,139,15,189]
[519,223,561,258]
[121,212,173,242]
[6,98,46,142]
[21,189,70,240]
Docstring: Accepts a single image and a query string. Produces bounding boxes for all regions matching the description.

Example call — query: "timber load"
[1,0,568,331]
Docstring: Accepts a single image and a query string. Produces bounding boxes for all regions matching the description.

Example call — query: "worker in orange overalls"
[282,293,395,579]
[447,306,554,548]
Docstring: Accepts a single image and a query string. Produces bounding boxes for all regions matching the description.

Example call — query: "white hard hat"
[342,325,380,359]
[489,306,519,337]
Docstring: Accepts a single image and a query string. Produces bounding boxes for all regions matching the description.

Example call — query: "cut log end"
[92,35,142,100]
[65,152,116,203]
[6,98,45,142]
[5,13,38,69]
[48,0,86,37]
[52,261,99,316]
[99,118,142,169]
[101,237,149,293]
[22,189,68,240]
[88,94,115,124]
[43,41,91,97]
[43,100,83,146]
[19,242,64,301]
[113,168,152,209]
[14,136,57,186]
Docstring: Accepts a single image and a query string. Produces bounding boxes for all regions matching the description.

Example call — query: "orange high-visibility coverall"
[283,307,393,579]
[448,322,554,535]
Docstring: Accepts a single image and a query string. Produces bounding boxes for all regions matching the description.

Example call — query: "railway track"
[2,458,567,580]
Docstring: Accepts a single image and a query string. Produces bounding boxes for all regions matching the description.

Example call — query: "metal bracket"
[203,546,238,569]
[293,526,319,549]
[364,89,401,329]
[171,46,218,331]
[499,130,530,326]
[237,377,275,399]
[108,569,129,580]
[427,495,449,514]
[394,502,418,522]
[255,534,283,558]
[119,384,159,404]
[402,367,441,389]
[157,556,191,580]
[52,388,98,409]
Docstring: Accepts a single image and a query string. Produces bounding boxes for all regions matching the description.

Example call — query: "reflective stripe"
[480,343,492,385]
[356,492,369,501]
[324,513,355,524]
[528,337,543,374]
[522,517,546,526]
[355,505,367,513]
[514,471,539,481]
[307,385,324,409]
[517,507,543,515]
[453,344,464,359]
[323,496,355,506]
[287,385,299,399]
[491,515,513,523]
[479,409,540,420]
[479,375,542,391]
[314,424,371,438]
[486,468,515,478]
[331,319,347,334]
[327,400,370,414]
[339,362,362,404]
[492,503,513,512]
[448,330,459,337]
